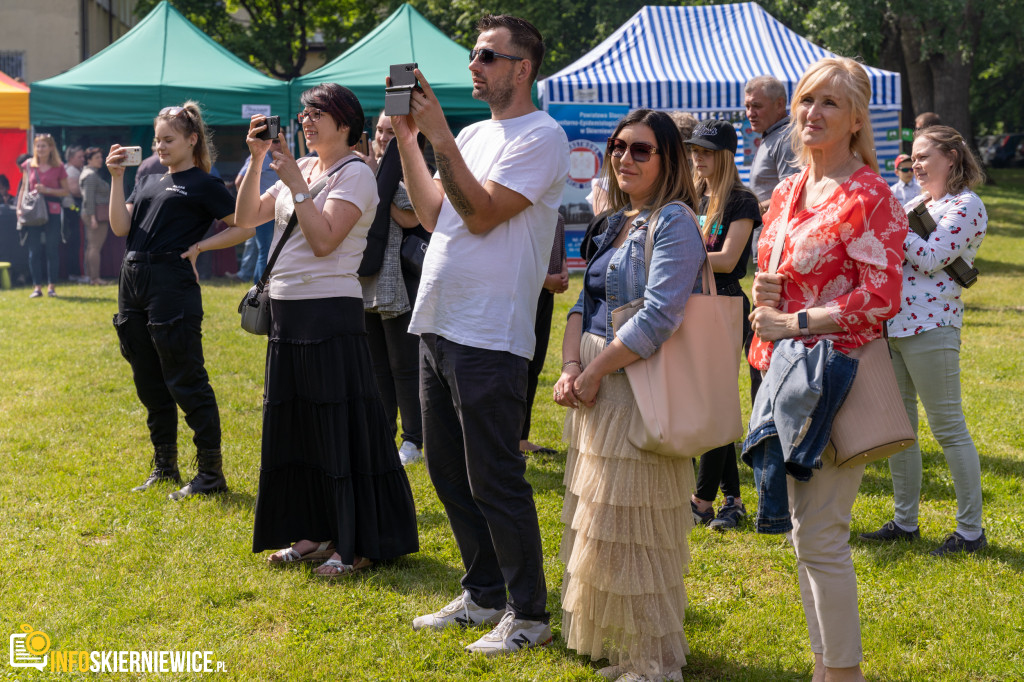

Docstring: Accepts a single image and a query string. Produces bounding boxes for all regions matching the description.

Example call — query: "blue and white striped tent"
[540,3,903,181]
[541,3,900,112]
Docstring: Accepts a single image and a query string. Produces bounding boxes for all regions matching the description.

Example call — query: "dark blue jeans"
[744,345,856,534]
[419,333,548,622]
[113,255,221,451]
[25,211,61,286]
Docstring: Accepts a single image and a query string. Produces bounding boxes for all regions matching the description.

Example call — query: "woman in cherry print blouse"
[859,125,988,557]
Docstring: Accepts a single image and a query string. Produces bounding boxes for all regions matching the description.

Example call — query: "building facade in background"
[0,0,139,82]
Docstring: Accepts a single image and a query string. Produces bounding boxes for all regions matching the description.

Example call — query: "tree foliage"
[137,0,1024,135]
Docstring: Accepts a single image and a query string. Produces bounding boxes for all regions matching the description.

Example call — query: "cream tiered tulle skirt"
[561,332,695,678]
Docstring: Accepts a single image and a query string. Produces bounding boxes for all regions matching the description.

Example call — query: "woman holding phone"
[107,100,236,500]
[201,84,419,577]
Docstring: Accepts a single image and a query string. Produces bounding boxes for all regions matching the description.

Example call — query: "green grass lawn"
[2,170,1022,681]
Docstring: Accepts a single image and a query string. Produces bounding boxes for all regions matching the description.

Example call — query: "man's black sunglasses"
[470,48,524,64]
[897,166,913,172]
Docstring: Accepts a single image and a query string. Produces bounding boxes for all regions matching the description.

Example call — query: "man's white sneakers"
[464,610,552,655]
[411,591,503,631]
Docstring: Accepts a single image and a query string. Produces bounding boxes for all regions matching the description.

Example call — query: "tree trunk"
[878,16,912,152]
[929,54,974,146]
[898,16,933,116]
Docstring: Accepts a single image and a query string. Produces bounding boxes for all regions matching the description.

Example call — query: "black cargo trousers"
[112,251,221,451]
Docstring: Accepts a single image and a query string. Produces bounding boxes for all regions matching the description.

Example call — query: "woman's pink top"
[22,160,67,215]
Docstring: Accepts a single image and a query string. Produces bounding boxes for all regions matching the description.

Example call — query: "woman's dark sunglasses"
[469,48,524,64]
[607,137,658,163]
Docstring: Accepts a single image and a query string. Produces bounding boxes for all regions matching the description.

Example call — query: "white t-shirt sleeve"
[488,127,565,204]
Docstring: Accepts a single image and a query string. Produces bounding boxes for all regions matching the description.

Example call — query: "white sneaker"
[411,591,503,631]
[398,440,422,465]
[464,609,552,655]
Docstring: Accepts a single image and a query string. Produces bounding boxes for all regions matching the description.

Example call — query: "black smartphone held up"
[384,63,418,116]
[255,115,281,140]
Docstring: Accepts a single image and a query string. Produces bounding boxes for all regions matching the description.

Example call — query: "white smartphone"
[122,146,143,167]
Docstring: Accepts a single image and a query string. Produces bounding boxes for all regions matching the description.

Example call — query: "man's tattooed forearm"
[436,152,475,216]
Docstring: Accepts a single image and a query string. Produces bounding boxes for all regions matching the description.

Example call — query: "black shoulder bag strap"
[253,155,364,293]
[906,201,979,288]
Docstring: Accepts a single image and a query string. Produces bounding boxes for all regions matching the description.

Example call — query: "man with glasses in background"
[890,153,921,206]
[391,13,568,656]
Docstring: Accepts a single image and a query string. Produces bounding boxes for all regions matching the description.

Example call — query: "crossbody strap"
[641,200,717,296]
[767,204,789,275]
[255,155,363,291]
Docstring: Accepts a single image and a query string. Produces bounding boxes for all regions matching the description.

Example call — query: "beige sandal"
[267,541,334,565]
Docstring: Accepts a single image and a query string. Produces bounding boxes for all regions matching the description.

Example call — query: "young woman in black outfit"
[106,101,236,500]
[685,119,762,530]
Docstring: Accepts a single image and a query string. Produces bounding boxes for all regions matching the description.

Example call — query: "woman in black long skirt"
[197,83,418,576]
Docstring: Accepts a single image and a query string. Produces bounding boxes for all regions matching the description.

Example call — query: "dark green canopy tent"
[291,4,490,123]
[30,1,289,127]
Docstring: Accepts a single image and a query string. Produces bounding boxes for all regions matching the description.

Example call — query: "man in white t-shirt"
[393,13,569,655]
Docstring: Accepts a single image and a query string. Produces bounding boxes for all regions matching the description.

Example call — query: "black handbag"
[239,156,363,335]
[399,233,429,276]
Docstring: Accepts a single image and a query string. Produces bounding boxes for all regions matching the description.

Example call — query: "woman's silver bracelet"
[562,360,582,371]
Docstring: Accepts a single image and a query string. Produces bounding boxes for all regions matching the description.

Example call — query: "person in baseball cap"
[890,152,920,205]
[684,117,763,532]
[685,119,738,155]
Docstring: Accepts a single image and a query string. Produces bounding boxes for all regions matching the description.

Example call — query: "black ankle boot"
[132,444,181,492]
[169,448,228,500]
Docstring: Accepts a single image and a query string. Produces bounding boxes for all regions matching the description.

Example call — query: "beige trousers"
[787,454,866,668]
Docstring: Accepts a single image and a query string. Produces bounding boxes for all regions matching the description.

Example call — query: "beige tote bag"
[611,202,744,459]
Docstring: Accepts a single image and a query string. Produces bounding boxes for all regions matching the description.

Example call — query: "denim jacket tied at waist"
[568,204,704,360]
[740,338,858,534]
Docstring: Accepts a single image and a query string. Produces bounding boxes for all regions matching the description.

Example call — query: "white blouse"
[887,189,987,337]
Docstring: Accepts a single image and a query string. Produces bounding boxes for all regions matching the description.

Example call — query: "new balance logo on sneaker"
[511,633,532,649]
[464,610,553,655]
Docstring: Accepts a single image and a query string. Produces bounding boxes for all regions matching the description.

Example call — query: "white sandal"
[315,557,372,580]
[267,541,334,565]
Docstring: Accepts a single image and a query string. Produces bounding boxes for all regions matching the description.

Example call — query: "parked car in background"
[989,133,1024,167]
[976,135,999,165]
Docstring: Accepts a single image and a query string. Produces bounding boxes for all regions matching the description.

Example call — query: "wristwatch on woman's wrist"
[293,192,310,204]
[797,310,810,336]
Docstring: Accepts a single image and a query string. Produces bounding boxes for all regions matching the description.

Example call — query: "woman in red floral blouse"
[748,57,907,682]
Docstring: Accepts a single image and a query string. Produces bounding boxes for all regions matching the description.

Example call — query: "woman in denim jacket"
[553,109,703,682]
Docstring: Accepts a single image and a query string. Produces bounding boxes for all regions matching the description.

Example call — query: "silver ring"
[555,391,562,398]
